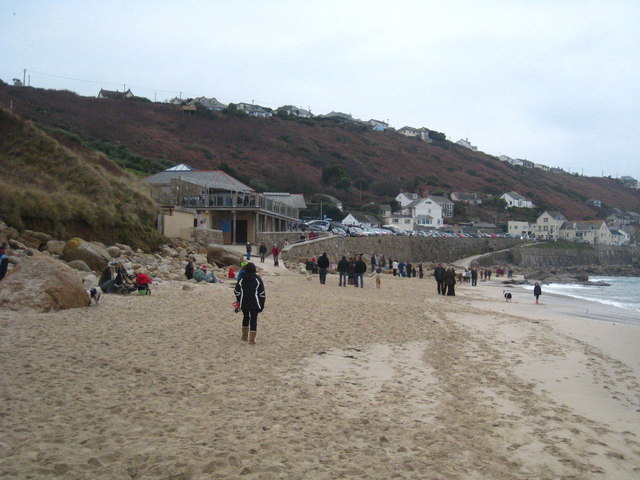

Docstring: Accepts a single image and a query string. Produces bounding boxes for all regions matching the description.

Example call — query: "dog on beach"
[503,290,512,302]
[86,286,102,306]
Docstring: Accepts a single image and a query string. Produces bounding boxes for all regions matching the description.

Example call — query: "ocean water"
[539,277,640,321]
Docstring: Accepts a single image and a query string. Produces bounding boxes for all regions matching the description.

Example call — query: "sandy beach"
[1,261,639,479]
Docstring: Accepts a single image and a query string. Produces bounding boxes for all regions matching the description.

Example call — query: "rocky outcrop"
[62,238,111,271]
[207,244,242,267]
[0,255,89,311]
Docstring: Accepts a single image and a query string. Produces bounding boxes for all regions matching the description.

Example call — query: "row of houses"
[508,211,633,246]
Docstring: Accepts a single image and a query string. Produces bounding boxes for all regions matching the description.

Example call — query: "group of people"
[433,263,458,296]
[99,261,152,295]
[336,254,368,287]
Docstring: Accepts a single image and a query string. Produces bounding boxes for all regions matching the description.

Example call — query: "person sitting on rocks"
[114,264,137,294]
[99,261,121,293]
[193,264,219,283]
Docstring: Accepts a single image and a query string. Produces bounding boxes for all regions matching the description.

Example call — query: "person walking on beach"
[392,260,399,276]
[533,282,542,304]
[234,262,266,345]
[258,242,267,263]
[471,268,478,286]
[271,244,280,267]
[245,242,252,260]
[317,252,330,285]
[418,263,423,279]
[434,263,446,295]
[355,256,367,288]
[337,256,349,287]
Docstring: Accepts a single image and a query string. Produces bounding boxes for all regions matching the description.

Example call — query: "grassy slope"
[1,84,639,221]
[0,107,166,250]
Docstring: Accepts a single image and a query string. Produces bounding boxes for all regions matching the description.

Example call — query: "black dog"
[503,290,512,302]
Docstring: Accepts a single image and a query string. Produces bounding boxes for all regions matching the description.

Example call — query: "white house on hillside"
[456,138,478,151]
[428,195,454,218]
[398,126,431,142]
[278,105,312,118]
[236,102,273,118]
[396,192,419,207]
[384,196,444,230]
[501,191,534,208]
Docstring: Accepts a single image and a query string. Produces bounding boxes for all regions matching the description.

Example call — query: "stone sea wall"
[510,245,640,268]
[280,236,524,264]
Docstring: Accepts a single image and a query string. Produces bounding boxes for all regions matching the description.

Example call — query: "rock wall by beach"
[281,236,523,264]
[511,245,640,268]
[472,244,640,277]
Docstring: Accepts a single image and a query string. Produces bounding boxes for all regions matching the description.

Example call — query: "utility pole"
[23,68,26,86]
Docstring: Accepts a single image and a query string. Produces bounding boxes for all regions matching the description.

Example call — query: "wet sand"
[0,266,638,479]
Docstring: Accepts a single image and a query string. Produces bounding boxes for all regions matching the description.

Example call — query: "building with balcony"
[145,165,304,244]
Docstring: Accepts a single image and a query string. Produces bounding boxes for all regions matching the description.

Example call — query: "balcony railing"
[180,193,298,219]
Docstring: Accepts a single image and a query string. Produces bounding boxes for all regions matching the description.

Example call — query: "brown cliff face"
[1,83,639,221]
[0,106,165,250]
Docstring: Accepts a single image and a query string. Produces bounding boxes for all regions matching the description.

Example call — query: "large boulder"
[207,244,242,267]
[161,245,178,258]
[21,230,52,250]
[106,246,122,258]
[0,255,89,311]
[62,238,111,272]
[46,240,66,256]
[114,243,134,256]
[67,260,92,272]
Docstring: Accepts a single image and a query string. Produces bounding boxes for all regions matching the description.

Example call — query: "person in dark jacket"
[444,268,456,296]
[234,262,266,344]
[355,256,367,288]
[434,264,446,295]
[471,268,478,286]
[0,243,9,282]
[337,256,349,287]
[317,252,330,284]
[533,282,542,304]
[258,242,267,263]
[185,258,195,280]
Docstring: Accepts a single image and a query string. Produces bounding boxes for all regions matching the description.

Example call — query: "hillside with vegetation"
[0,107,166,250]
[1,82,639,227]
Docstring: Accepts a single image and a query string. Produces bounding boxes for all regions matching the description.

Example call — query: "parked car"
[304,220,330,231]
[347,226,365,237]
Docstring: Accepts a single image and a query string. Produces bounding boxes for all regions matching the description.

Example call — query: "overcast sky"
[2,0,639,180]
